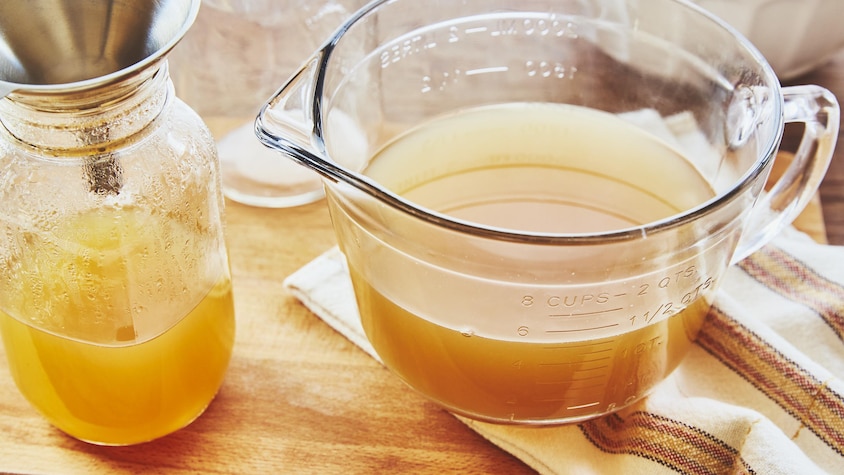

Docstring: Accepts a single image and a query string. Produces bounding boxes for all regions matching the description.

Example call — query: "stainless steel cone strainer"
[0,0,199,96]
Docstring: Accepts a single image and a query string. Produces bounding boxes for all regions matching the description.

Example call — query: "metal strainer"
[0,0,199,96]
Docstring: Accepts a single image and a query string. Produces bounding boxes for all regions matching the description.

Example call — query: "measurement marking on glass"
[537,357,611,366]
[465,66,509,76]
[536,372,608,384]
[533,399,602,408]
[464,26,488,34]
[568,372,608,382]
[546,324,619,334]
[536,382,607,392]
[548,308,624,318]
[571,383,607,391]
[542,345,615,353]
[534,397,569,403]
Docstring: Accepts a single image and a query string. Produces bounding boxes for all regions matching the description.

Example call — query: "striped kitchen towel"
[284,228,844,474]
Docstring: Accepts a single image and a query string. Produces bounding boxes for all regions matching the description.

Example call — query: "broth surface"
[350,103,717,422]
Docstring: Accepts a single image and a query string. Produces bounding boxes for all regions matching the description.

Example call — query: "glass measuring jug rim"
[258,0,785,246]
[0,0,200,98]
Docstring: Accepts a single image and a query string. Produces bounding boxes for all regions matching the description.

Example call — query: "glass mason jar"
[0,55,235,445]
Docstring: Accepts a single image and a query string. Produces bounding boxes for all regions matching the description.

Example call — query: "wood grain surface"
[1,49,843,475]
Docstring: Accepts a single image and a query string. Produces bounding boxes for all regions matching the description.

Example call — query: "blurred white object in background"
[169,0,366,208]
[692,0,844,79]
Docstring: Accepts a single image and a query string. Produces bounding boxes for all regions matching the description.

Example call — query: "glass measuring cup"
[256,0,839,424]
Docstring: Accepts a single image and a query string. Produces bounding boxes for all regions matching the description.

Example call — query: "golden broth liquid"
[0,207,235,444]
[351,103,715,423]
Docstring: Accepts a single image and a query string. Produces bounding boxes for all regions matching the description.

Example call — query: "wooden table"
[2,52,844,475]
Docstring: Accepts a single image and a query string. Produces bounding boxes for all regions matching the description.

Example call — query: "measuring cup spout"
[255,53,337,182]
[255,50,396,206]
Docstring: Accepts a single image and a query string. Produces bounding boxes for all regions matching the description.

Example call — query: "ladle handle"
[732,85,840,263]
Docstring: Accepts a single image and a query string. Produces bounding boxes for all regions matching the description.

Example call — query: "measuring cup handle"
[732,85,840,264]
